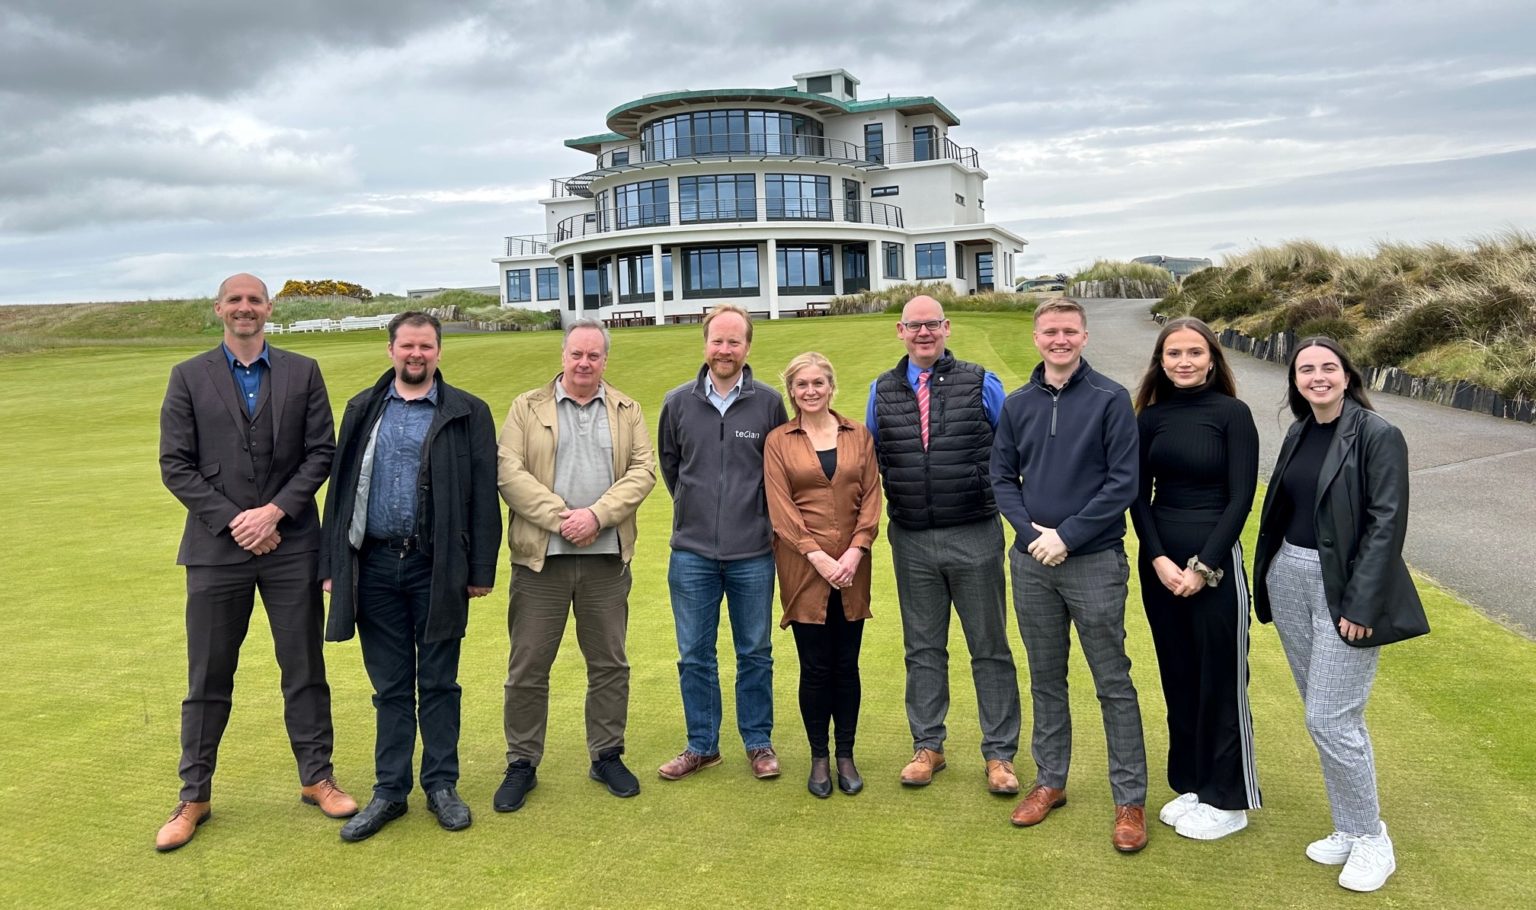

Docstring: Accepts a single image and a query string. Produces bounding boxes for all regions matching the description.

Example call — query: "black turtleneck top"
[1276,418,1339,549]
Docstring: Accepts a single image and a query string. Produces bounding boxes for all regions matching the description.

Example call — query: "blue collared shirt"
[704,371,745,416]
[365,382,438,538]
[222,343,271,416]
[864,360,1006,445]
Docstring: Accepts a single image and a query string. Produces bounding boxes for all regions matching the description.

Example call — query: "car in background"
[1132,255,1213,280]
[1017,277,1066,292]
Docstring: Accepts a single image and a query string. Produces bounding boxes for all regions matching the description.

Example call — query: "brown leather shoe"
[748,746,781,779]
[899,748,946,786]
[155,800,210,852]
[986,759,1020,795]
[1113,804,1149,853]
[300,777,359,818]
[657,750,723,781]
[1010,784,1067,826]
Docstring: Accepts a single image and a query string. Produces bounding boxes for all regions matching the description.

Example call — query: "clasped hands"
[1027,523,1068,567]
[558,507,601,548]
[230,503,284,555]
[808,548,862,589]
[1151,555,1207,597]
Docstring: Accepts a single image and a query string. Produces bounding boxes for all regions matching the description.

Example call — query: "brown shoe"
[300,777,359,818]
[899,748,947,786]
[1113,804,1149,853]
[986,759,1020,795]
[657,750,723,781]
[155,801,210,852]
[748,747,781,779]
[1010,784,1067,826]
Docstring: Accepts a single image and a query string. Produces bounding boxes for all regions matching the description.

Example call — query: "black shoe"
[836,757,864,796]
[426,787,472,831]
[339,797,407,842]
[590,748,641,798]
[807,756,832,799]
[494,760,537,812]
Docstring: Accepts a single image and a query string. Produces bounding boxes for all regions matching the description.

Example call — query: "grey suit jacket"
[159,344,335,566]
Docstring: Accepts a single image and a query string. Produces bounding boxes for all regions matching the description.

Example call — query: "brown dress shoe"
[986,759,1020,795]
[899,748,946,786]
[1010,784,1067,826]
[1113,804,1149,853]
[155,800,210,852]
[748,747,781,779]
[657,750,723,781]
[300,777,359,818]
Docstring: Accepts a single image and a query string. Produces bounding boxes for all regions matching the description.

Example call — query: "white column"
[765,238,779,319]
[832,243,844,296]
[993,241,1003,291]
[607,257,619,312]
[651,243,665,324]
[572,252,585,317]
[904,243,918,286]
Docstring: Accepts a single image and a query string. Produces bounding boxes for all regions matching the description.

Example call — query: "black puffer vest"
[873,351,996,530]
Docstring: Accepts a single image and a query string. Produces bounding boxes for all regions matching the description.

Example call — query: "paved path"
[1076,298,1536,637]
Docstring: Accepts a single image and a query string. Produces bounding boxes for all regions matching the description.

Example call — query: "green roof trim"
[848,95,960,125]
[564,131,627,149]
[595,87,961,137]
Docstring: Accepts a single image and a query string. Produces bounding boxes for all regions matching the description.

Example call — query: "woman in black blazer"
[1252,336,1429,894]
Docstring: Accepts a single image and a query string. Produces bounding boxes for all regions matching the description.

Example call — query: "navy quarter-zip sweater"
[989,358,1139,557]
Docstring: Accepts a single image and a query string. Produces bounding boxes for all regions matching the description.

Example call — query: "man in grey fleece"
[656,304,789,782]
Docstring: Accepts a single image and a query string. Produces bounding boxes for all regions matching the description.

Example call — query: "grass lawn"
[1,312,1532,908]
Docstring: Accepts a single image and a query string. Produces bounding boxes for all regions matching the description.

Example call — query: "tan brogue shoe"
[155,800,210,852]
[986,759,1020,795]
[1010,784,1066,826]
[300,777,359,818]
[899,748,946,786]
[748,747,781,779]
[1113,804,1149,853]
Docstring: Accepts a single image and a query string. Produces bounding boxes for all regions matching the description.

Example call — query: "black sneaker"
[590,748,640,798]
[494,760,537,812]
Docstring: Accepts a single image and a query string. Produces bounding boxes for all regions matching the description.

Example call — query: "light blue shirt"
[221,342,270,417]
[365,382,438,538]
[704,371,745,416]
[864,360,1006,446]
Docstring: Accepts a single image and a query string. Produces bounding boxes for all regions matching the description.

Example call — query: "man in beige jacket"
[493,319,656,813]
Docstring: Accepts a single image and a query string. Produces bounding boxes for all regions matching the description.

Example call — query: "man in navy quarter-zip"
[990,297,1149,852]
[657,304,789,782]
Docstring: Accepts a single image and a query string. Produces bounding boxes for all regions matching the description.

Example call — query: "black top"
[816,446,837,481]
[1128,385,1259,567]
[1278,418,1338,549]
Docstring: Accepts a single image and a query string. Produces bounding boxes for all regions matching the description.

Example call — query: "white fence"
[286,314,397,333]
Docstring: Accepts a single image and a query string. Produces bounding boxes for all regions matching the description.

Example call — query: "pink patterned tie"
[917,370,932,449]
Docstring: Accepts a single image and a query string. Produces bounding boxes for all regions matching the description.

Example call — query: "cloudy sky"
[2,0,1533,304]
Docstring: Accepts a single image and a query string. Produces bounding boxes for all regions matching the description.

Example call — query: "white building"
[495,68,1027,325]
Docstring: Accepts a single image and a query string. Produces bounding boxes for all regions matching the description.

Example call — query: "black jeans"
[789,591,865,759]
[356,544,462,801]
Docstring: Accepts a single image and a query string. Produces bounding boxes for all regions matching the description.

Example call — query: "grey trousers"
[504,554,632,765]
[1266,541,1381,836]
[888,516,1020,760]
[1011,545,1147,806]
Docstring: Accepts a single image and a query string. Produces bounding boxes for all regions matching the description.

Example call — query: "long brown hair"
[1285,336,1373,420]
[1133,317,1236,412]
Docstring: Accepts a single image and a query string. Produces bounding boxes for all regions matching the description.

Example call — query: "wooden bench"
[794,302,831,318]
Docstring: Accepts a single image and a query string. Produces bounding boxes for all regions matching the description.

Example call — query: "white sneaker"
[1158,792,1200,827]
[1338,822,1396,892]
[1306,831,1358,865]
[1174,803,1248,840]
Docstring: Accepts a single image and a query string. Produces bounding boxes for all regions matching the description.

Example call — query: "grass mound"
[827,281,1035,316]
[1071,259,1178,292]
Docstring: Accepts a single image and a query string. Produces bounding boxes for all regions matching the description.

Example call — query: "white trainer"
[1174,803,1248,840]
[1338,822,1396,892]
[1158,792,1199,827]
[1306,831,1358,865]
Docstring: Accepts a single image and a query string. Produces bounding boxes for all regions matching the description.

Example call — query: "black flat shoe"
[339,797,407,842]
[807,757,832,799]
[836,757,863,796]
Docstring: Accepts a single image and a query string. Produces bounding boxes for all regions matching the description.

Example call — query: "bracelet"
[1186,556,1224,588]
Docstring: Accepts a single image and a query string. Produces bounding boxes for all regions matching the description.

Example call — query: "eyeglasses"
[901,319,945,332]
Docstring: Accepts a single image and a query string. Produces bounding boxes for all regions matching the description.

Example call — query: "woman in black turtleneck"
[1129,317,1261,842]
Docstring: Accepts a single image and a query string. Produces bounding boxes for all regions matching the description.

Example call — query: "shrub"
[276,279,374,299]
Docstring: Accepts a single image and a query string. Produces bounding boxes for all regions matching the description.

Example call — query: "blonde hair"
[781,352,836,413]
[702,303,753,342]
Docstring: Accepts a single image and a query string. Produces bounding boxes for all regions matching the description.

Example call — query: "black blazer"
[1252,399,1429,647]
[159,345,335,566]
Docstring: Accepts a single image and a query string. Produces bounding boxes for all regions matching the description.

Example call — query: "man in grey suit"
[155,273,356,852]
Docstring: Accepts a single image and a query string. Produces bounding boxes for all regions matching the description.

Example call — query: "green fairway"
[1,312,1532,908]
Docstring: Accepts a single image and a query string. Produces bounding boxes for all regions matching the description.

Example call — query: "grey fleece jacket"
[658,364,789,561]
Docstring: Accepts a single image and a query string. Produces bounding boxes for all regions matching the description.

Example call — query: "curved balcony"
[550,198,904,245]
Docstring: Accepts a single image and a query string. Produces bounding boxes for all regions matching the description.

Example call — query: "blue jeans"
[668,549,776,755]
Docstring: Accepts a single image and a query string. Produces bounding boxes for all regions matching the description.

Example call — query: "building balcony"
[548,134,980,197]
[545,198,904,246]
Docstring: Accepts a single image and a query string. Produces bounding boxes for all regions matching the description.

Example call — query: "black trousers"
[789,591,865,759]
[1138,508,1261,810]
[180,549,334,802]
[355,543,463,800]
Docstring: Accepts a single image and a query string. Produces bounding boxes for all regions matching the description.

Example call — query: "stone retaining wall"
[1070,279,1167,299]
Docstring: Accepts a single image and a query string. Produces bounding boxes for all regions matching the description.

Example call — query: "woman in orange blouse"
[764,352,883,799]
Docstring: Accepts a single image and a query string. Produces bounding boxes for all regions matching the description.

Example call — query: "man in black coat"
[319,311,502,841]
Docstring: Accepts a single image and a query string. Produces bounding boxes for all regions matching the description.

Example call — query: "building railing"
[505,234,556,256]
[551,198,904,243]
[872,138,980,168]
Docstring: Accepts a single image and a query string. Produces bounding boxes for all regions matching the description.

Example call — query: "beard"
[398,363,431,386]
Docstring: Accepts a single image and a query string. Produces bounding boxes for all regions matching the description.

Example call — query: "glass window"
[977,252,994,291]
[582,258,610,310]
[536,267,559,301]
[610,148,629,166]
[864,123,884,164]
[613,179,669,230]
[506,268,531,303]
[884,242,905,279]
[913,125,936,162]
[640,110,823,161]
[776,245,833,293]
[955,243,966,279]
[765,174,831,220]
[678,174,756,222]
[806,75,832,93]
[682,245,760,298]
[870,185,898,198]
[616,252,674,303]
[955,194,965,206]
[916,242,946,279]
